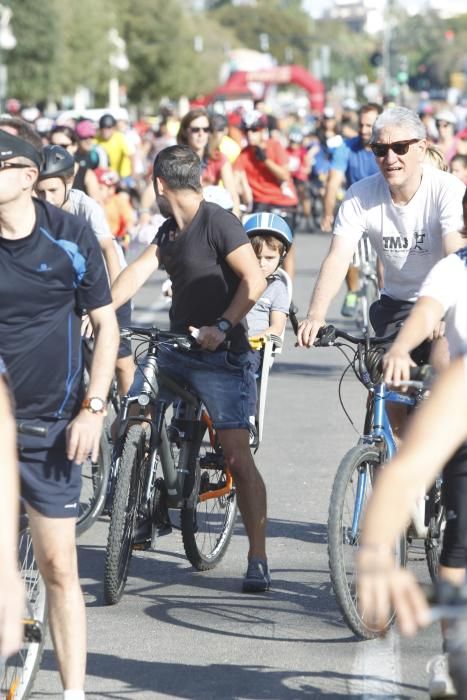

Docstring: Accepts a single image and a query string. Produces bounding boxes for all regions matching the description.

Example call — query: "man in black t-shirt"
[0,126,119,698]
[112,145,272,592]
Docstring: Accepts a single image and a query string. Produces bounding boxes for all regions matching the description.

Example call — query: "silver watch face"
[89,397,105,412]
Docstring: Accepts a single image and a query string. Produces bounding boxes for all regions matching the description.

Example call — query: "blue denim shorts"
[130,346,256,431]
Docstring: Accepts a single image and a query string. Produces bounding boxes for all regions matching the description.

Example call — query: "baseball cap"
[435,110,457,125]
[323,107,336,119]
[95,167,119,186]
[76,120,96,139]
[0,129,43,168]
[99,113,117,129]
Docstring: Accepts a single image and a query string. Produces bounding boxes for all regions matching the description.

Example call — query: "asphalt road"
[31,228,439,699]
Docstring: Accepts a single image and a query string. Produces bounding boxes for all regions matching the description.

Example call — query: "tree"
[5,0,58,104]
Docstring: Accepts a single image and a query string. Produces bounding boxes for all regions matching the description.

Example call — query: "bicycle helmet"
[243,212,293,252]
[99,113,117,129]
[241,110,268,132]
[39,145,75,180]
[288,128,304,144]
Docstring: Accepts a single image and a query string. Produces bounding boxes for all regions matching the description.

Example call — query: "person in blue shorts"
[112,145,272,592]
[0,125,119,700]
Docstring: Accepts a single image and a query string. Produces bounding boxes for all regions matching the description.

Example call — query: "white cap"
[434,110,457,125]
[323,106,336,119]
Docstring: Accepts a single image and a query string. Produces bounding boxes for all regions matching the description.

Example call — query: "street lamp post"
[108,28,129,111]
[0,5,16,114]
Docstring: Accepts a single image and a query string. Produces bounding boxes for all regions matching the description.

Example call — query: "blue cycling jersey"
[0,199,111,420]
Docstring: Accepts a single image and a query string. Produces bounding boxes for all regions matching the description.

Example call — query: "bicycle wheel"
[76,399,116,536]
[104,424,147,605]
[181,425,238,570]
[327,443,406,639]
[425,480,446,582]
[1,523,47,699]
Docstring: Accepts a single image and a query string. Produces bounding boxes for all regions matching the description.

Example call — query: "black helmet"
[39,145,75,180]
[99,113,117,129]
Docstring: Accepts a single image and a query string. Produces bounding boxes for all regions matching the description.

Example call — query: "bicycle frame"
[112,339,230,509]
[351,384,417,541]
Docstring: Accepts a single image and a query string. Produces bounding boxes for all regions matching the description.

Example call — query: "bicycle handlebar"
[313,324,397,347]
[120,326,195,351]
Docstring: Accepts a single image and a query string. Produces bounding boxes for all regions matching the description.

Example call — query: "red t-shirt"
[235,139,298,207]
[202,152,227,185]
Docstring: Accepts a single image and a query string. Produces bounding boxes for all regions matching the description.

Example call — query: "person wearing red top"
[234,110,298,278]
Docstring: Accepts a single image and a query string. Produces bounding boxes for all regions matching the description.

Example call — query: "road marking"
[350,628,402,698]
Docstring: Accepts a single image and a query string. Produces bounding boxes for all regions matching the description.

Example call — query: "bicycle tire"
[181,425,238,570]
[76,400,116,536]
[425,504,446,583]
[327,443,406,640]
[104,424,147,605]
[1,524,47,699]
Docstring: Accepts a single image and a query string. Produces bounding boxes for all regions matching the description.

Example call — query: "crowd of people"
[0,94,466,699]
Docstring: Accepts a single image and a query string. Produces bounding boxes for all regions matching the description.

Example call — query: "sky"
[302,0,465,19]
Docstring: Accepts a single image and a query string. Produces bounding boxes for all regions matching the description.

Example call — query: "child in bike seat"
[244,213,292,439]
[245,212,292,347]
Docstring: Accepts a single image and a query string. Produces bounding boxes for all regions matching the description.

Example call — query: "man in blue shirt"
[321,103,382,316]
[0,125,119,700]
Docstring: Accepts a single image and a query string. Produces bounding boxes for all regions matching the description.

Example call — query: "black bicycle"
[103,326,238,605]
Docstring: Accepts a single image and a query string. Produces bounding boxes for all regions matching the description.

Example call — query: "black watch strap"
[215,317,233,335]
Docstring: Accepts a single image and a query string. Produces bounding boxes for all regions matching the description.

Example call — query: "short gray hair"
[371,107,427,142]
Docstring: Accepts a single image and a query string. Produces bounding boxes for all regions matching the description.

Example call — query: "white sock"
[63,691,85,700]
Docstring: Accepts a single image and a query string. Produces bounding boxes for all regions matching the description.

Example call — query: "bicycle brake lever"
[314,324,336,346]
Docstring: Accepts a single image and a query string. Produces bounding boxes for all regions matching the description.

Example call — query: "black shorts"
[440,441,467,568]
[369,294,431,365]
[116,300,132,359]
[18,418,81,518]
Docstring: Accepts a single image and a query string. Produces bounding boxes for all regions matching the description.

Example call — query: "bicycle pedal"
[132,540,151,551]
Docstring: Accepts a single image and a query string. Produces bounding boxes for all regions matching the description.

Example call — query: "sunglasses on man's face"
[189,126,210,134]
[436,121,452,129]
[245,127,261,133]
[370,139,420,158]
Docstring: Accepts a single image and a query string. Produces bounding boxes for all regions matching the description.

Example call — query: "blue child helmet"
[243,212,293,252]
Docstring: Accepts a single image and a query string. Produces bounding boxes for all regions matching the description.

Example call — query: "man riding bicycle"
[112,145,272,592]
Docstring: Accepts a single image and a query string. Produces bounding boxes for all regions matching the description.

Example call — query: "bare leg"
[116,355,135,397]
[217,428,267,561]
[345,264,359,293]
[27,506,86,691]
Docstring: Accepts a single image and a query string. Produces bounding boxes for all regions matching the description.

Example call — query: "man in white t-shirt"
[297,107,465,356]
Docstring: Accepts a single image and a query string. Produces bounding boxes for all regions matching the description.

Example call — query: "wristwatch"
[215,317,233,335]
[82,397,107,415]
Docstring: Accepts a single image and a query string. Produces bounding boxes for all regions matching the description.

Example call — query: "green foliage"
[5,0,58,103]
[210,0,314,67]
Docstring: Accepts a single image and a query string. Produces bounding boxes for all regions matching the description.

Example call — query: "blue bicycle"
[315,325,443,639]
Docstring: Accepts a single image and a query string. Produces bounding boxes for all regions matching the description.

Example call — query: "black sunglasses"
[189,126,210,134]
[370,139,420,158]
[0,161,31,171]
[245,126,261,133]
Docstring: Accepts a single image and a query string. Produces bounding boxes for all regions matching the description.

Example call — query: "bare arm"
[84,169,101,202]
[112,244,160,310]
[296,235,356,347]
[321,169,345,232]
[0,377,24,657]
[67,303,119,464]
[99,237,122,285]
[220,160,241,217]
[443,230,465,255]
[191,243,266,350]
[383,296,444,385]
[262,157,289,182]
[260,309,288,338]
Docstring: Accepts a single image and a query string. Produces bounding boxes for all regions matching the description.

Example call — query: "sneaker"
[426,654,457,698]
[242,557,271,593]
[341,291,358,318]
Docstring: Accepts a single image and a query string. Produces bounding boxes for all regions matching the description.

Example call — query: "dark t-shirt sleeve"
[206,206,250,257]
[74,223,112,310]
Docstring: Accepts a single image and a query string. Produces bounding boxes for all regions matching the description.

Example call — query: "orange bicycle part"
[199,411,234,502]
